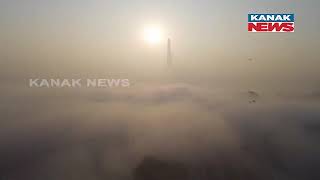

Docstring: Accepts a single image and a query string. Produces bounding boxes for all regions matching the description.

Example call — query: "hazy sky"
[0,0,320,87]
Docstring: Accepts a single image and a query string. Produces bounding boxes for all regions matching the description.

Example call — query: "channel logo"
[248,14,294,32]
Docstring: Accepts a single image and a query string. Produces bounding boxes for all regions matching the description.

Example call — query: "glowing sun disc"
[144,26,163,44]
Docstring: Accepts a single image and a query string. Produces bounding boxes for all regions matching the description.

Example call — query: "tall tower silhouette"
[167,38,172,67]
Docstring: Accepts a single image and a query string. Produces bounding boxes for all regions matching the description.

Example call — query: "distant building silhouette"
[133,157,188,180]
[167,38,172,67]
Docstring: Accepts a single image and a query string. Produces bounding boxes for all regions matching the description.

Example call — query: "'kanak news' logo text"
[248,14,294,32]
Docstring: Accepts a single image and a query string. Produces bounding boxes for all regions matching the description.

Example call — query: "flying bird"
[248,90,259,103]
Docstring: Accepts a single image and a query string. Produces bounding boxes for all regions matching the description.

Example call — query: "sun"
[143,26,163,44]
